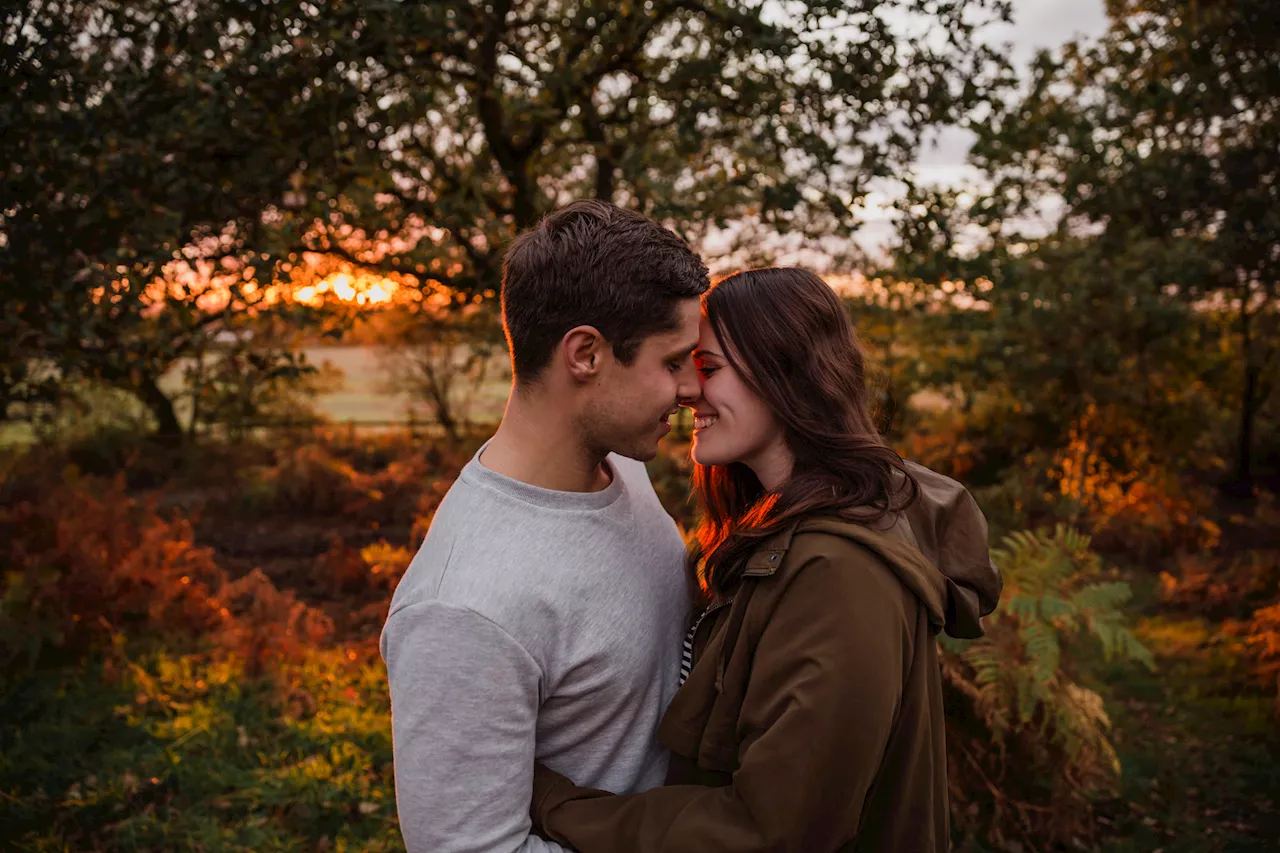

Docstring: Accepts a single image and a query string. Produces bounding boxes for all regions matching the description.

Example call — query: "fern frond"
[1020,621,1061,686]
[1038,593,1075,621]
[1070,581,1132,614]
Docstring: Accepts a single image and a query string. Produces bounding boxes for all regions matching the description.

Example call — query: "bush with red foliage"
[216,568,334,676]
[234,433,474,533]
[0,458,332,674]
[1,465,225,667]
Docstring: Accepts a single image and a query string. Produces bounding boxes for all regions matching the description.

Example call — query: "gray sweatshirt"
[380,446,690,853]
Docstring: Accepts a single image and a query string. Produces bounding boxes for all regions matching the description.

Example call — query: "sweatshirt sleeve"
[382,599,569,853]
[531,551,911,852]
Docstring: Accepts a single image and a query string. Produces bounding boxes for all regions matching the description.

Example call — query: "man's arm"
[382,599,569,853]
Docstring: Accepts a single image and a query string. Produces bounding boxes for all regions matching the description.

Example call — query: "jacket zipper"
[689,598,734,667]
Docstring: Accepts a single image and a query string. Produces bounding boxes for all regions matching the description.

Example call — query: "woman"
[529,267,1000,852]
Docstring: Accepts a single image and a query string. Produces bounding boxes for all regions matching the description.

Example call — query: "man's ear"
[561,325,607,382]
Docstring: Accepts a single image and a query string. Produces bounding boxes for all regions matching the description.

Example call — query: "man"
[381,200,710,852]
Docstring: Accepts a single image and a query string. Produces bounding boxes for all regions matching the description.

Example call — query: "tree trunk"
[595,151,616,203]
[137,374,184,446]
[427,381,459,443]
[1229,359,1259,498]
[1226,295,1259,499]
[510,166,537,229]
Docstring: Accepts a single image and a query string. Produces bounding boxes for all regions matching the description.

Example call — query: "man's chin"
[613,437,661,462]
[617,446,659,463]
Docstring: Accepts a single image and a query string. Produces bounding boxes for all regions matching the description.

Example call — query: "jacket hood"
[796,516,953,636]
[898,461,1002,638]
[743,461,1001,639]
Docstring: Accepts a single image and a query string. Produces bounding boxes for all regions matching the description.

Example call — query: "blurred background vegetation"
[1,0,1277,850]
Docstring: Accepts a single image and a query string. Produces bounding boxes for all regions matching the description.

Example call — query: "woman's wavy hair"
[692,267,918,597]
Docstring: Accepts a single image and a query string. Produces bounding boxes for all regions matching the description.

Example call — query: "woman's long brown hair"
[692,267,918,597]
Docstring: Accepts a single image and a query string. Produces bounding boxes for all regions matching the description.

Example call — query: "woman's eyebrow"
[693,349,724,360]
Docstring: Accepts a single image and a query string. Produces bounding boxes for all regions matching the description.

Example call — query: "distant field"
[298,345,511,425]
[0,346,512,447]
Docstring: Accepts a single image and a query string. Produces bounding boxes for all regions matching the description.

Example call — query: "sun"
[294,271,401,306]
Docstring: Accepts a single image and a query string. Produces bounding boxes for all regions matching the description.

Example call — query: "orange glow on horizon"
[295,271,402,306]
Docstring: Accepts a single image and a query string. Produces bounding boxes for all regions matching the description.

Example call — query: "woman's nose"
[677,385,705,409]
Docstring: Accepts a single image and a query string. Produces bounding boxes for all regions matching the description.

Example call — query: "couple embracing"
[380,200,1002,853]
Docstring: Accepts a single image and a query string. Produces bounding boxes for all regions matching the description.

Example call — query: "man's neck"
[480,389,613,493]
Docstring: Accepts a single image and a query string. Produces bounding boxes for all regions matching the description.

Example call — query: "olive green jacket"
[530,464,1000,853]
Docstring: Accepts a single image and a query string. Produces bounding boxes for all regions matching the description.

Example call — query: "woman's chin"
[691,440,731,468]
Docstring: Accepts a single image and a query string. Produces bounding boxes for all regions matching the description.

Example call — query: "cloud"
[1000,0,1110,66]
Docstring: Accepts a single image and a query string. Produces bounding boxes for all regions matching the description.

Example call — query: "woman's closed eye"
[697,366,719,378]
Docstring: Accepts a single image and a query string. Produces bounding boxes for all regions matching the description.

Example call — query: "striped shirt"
[679,599,734,686]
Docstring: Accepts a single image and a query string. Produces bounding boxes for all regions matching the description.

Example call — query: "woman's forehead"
[695,316,729,359]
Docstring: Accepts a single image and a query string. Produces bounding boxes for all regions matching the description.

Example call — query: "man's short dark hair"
[501,200,710,384]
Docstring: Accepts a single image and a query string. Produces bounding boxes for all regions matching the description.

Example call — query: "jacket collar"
[739,511,910,578]
[741,518,805,577]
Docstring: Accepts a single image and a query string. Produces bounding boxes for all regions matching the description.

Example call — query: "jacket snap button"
[769,554,778,562]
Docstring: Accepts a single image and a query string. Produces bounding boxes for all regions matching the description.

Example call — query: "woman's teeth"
[694,416,719,430]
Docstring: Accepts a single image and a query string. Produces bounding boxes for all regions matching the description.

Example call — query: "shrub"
[1157,491,1280,713]
[360,541,414,593]
[185,335,344,441]
[1159,549,1280,617]
[943,525,1154,848]
[646,434,696,533]
[236,434,475,530]
[376,303,506,442]
[0,464,335,676]
[0,468,226,669]
[1,647,399,851]
[894,408,978,481]
[244,444,378,517]
[1243,599,1280,721]
[1047,406,1220,560]
[216,569,334,676]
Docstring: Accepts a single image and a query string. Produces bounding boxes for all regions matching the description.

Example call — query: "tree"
[377,302,506,443]
[181,310,346,442]
[302,0,1014,290]
[4,0,1013,441]
[873,178,1235,492]
[1,0,366,440]
[965,0,1279,494]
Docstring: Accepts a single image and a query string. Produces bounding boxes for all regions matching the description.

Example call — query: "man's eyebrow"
[666,341,699,359]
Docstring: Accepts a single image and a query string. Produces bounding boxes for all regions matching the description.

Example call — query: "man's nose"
[676,364,702,408]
